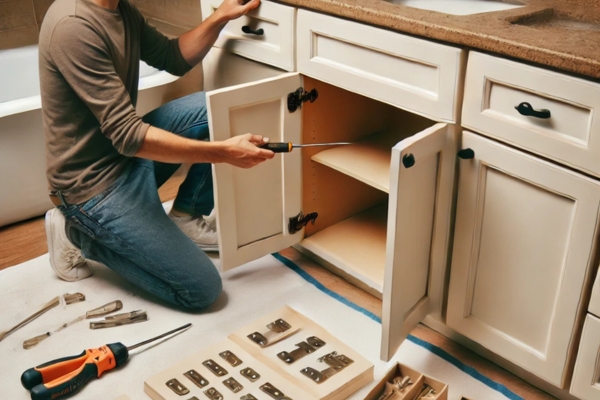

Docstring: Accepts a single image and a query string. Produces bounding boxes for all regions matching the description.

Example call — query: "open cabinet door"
[207,73,304,271]
[381,123,456,361]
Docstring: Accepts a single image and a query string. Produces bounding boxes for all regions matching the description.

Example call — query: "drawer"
[590,271,600,318]
[296,9,464,122]
[201,0,295,71]
[570,314,600,400]
[463,51,600,177]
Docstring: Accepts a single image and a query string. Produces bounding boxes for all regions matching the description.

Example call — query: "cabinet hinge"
[287,87,318,113]
[288,211,318,234]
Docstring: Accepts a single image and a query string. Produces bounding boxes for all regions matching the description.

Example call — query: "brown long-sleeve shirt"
[39,0,192,204]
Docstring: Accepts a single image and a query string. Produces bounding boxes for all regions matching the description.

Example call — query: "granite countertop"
[275,0,600,81]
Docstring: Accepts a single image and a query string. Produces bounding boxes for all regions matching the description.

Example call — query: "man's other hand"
[214,0,261,22]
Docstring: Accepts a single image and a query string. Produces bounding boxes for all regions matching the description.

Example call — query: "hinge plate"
[287,87,318,112]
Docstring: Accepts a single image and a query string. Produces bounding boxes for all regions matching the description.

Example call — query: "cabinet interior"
[298,76,436,295]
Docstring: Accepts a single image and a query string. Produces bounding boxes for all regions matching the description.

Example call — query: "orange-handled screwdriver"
[259,141,352,153]
[21,323,191,400]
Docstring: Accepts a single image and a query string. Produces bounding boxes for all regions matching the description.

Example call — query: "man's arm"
[178,0,260,66]
[135,126,275,168]
[136,0,270,167]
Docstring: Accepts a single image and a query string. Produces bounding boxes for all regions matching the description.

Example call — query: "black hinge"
[289,212,318,234]
[287,87,318,113]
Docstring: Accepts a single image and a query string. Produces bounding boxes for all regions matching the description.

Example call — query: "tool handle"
[21,349,90,390]
[259,142,292,153]
[22,343,128,399]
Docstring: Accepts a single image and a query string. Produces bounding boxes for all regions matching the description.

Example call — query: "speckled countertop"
[274,0,600,81]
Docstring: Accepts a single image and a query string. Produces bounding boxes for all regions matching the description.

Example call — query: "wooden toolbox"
[365,363,448,400]
[144,306,373,400]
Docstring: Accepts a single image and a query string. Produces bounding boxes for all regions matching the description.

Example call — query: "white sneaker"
[45,208,94,281]
[169,209,219,252]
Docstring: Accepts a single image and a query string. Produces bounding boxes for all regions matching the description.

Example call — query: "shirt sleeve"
[49,17,148,157]
[135,7,193,76]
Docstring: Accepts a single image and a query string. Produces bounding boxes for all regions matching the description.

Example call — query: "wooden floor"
[0,173,556,399]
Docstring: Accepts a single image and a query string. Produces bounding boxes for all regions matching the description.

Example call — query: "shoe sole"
[45,209,92,282]
[45,209,69,280]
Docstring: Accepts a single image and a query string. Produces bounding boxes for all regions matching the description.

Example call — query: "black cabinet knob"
[457,148,475,159]
[515,102,551,119]
[242,26,264,36]
[402,153,415,168]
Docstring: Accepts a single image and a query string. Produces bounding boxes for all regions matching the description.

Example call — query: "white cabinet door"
[381,123,457,361]
[448,131,600,386]
[206,73,304,271]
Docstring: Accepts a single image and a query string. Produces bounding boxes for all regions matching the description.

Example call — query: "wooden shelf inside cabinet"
[300,203,388,295]
[311,130,405,193]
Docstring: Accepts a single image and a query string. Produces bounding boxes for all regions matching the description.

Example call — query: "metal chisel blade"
[292,142,352,148]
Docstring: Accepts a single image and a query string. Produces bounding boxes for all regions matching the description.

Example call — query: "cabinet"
[202,4,463,362]
[201,1,600,396]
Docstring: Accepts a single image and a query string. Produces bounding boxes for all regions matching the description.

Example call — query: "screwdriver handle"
[259,142,293,153]
[21,343,128,399]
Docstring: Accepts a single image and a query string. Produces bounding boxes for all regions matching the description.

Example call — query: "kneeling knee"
[179,273,223,311]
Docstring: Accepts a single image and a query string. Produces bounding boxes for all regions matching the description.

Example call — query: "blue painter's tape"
[272,252,524,400]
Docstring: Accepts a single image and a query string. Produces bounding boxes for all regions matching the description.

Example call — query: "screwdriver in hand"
[21,323,192,400]
[259,141,352,153]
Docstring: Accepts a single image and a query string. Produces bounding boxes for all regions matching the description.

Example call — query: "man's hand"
[218,133,275,168]
[178,0,261,66]
[213,0,261,21]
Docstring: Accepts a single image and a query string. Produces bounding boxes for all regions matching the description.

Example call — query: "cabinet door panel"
[381,123,456,361]
[571,314,600,400]
[448,131,600,386]
[207,73,303,271]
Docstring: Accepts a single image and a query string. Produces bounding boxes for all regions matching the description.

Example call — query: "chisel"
[260,142,352,153]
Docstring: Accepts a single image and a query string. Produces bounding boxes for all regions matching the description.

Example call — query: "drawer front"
[590,271,600,318]
[201,0,295,71]
[297,9,463,122]
[463,51,600,177]
[571,314,600,400]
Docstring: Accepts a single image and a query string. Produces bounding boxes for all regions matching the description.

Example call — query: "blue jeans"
[60,92,222,310]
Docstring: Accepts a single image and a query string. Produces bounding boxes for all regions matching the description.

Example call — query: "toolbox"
[364,363,448,400]
[144,305,374,400]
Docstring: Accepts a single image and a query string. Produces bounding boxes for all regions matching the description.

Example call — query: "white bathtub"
[0,45,187,227]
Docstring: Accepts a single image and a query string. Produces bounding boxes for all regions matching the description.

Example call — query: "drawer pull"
[515,102,551,119]
[402,153,415,168]
[457,148,475,160]
[241,25,264,36]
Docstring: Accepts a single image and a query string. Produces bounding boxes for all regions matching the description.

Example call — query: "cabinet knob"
[457,148,475,159]
[515,102,551,119]
[241,25,264,36]
[402,153,415,168]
